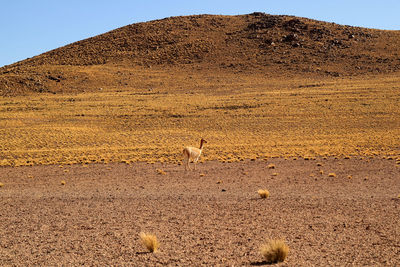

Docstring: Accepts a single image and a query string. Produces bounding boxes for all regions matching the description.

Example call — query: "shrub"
[156,169,166,175]
[140,232,159,253]
[260,239,289,263]
[258,189,270,198]
[268,163,275,169]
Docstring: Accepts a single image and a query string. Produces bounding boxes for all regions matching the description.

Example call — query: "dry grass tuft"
[60,180,66,185]
[260,239,289,263]
[268,163,275,169]
[140,232,159,253]
[156,169,166,175]
[0,182,4,188]
[328,173,337,177]
[258,189,270,199]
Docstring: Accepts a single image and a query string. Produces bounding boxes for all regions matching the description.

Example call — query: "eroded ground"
[1,158,399,266]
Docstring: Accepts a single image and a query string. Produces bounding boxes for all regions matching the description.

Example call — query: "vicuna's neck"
[199,140,205,150]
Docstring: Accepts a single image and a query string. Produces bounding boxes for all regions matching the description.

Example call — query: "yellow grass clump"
[0,182,4,188]
[156,169,166,175]
[258,189,270,199]
[268,164,275,169]
[60,180,66,185]
[140,232,159,253]
[328,173,337,177]
[260,239,289,263]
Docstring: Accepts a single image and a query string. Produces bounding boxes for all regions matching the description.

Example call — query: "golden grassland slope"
[0,13,399,166]
[0,73,399,166]
[1,13,400,95]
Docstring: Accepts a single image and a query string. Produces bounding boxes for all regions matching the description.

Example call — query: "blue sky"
[1,0,399,67]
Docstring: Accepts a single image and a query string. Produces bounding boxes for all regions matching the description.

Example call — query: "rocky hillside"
[1,13,400,95]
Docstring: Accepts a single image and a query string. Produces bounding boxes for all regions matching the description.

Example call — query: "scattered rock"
[283,18,308,32]
[283,33,299,42]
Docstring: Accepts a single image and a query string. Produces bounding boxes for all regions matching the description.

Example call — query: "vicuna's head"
[200,138,207,148]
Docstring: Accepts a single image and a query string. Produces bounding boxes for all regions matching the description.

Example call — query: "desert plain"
[0,13,400,266]
[1,158,399,266]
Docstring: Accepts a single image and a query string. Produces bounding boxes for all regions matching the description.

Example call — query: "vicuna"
[183,138,207,170]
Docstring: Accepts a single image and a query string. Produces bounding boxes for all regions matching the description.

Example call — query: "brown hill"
[1,13,400,95]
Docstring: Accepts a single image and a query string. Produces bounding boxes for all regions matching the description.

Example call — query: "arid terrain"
[0,158,399,265]
[1,13,400,95]
[0,12,400,266]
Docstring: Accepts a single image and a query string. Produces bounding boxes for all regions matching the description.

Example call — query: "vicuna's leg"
[186,157,191,171]
[183,150,192,171]
[183,150,188,171]
[193,157,199,170]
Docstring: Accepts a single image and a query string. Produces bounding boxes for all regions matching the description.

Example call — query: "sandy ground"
[0,158,399,266]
